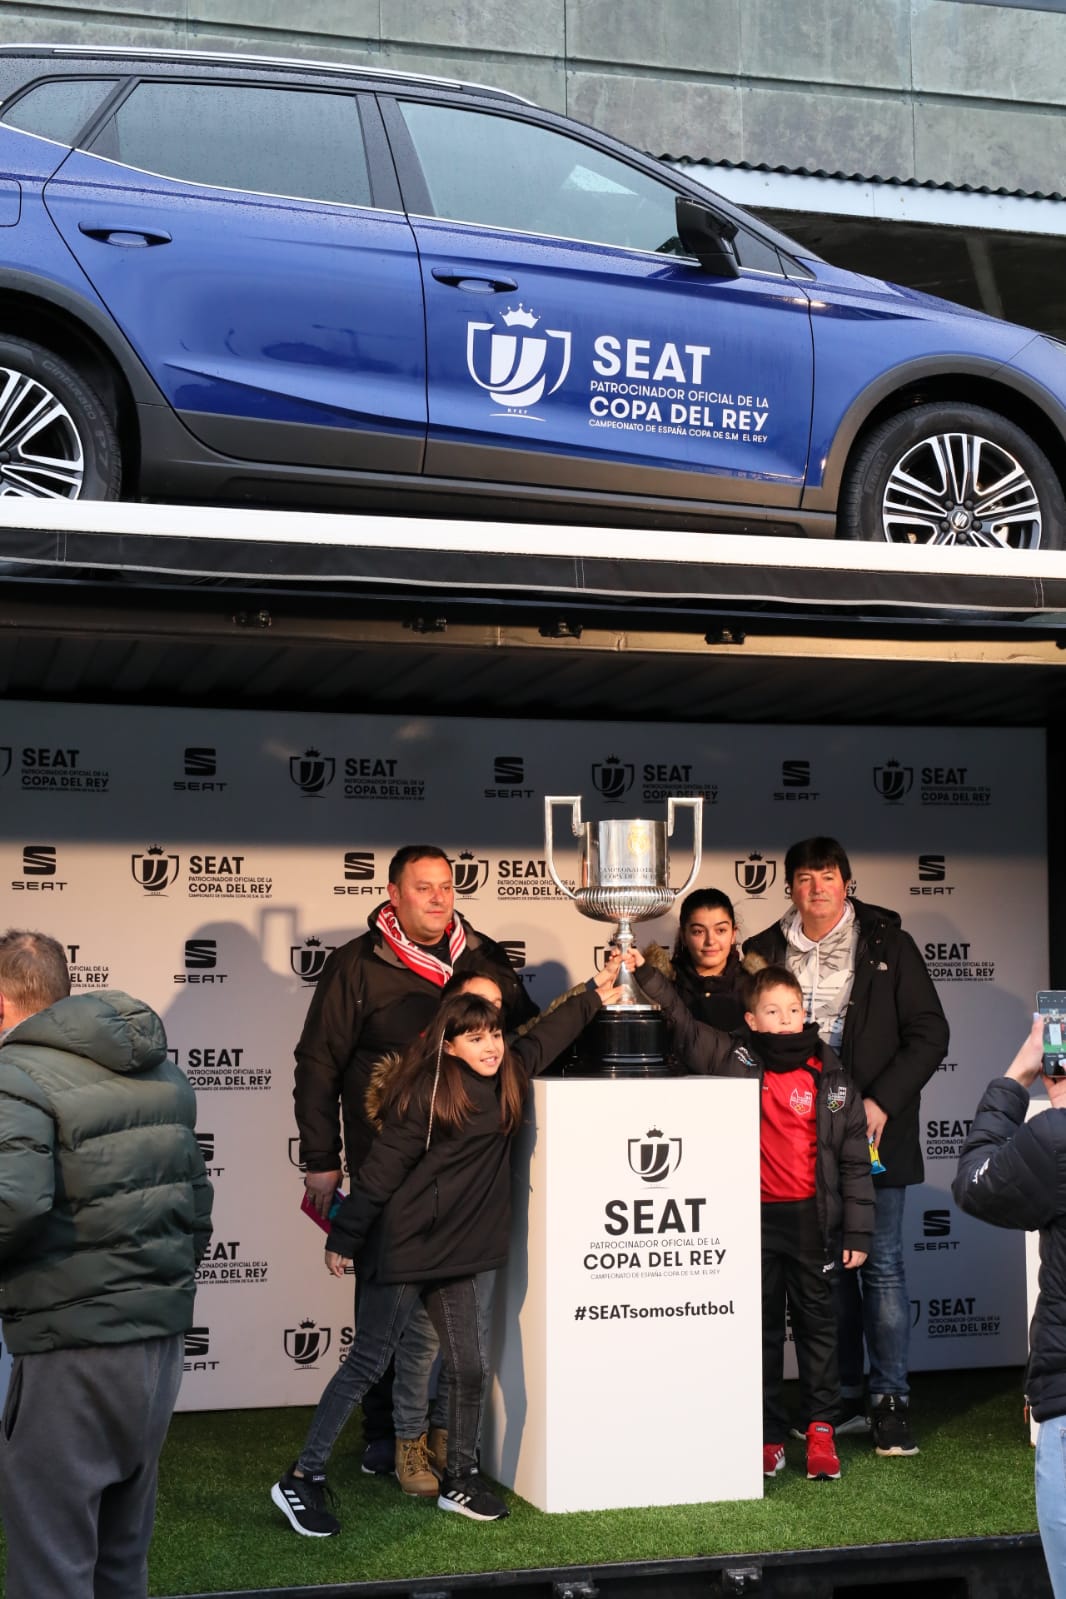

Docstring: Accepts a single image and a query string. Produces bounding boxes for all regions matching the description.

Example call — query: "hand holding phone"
[1038,992,1066,1079]
[300,1187,345,1233]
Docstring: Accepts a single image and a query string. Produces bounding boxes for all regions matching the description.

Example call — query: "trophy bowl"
[545,797,703,1075]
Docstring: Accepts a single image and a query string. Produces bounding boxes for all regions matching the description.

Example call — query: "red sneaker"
[806,1421,840,1480]
[762,1442,785,1478]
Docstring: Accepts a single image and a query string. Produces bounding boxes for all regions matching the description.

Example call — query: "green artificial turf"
[132,1368,1039,1594]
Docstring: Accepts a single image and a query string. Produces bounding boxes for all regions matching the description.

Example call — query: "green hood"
[4,991,167,1075]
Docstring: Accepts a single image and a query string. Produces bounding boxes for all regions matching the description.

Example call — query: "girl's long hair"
[381,993,529,1139]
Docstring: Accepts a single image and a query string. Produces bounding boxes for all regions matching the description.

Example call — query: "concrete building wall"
[1,0,1063,193]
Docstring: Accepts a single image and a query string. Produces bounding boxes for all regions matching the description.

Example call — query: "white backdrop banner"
[0,704,1046,1408]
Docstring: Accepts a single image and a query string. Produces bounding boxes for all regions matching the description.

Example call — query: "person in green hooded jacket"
[0,928,213,1599]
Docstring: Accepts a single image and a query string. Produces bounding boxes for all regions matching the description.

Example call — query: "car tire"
[839,402,1065,550]
[0,337,121,500]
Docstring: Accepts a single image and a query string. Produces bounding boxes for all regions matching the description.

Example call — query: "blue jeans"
[1036,1414,1066,1599]
[835,1184,910,1400]
[392,1269,497,1438]
[298,1275,489,1482]
[392,1299,445,1438]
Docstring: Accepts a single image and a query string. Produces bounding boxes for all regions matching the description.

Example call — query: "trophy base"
[573,1008,672,1078]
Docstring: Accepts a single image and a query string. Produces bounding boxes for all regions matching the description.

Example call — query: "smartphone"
[1037,992,1066,1077]
[300,1187,345,1233]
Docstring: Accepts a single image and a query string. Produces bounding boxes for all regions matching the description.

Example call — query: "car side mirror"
[675,197,740,278]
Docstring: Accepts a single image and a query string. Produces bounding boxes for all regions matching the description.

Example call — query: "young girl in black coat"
[271,966,620,1535]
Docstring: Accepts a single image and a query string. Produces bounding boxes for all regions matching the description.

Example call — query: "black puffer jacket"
[953,1078,1066,1422]
[294,902,537,1178]
[638,964,874,1260]
[327,985,603,1282]
[661,946,746,1033]
[744,899,948,1186]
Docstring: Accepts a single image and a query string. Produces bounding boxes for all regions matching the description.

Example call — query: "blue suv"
[0,41,1064,549]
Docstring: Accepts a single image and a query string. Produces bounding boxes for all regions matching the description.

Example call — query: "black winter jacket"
[953,1078,1066,1422]
[294,902,537,1178]
[671,948,746,1033]
[638,963,874,1259]
[327,985,603,1282]
[744,899,948,1186]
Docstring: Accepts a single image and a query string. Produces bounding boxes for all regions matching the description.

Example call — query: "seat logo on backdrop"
[289,749,335,795]
[873,759,914,803]
[451,851,490,896]
[291,938,335,982]
[466,305,571,413]
[287,748,424,802]
[132,846,180,893]
[592,754,718,805]
[284,1320,332,1366]
[735,851,777,896]
[592,756,635,802]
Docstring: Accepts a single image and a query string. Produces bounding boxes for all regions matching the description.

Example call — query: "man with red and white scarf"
[294,844,535,1478]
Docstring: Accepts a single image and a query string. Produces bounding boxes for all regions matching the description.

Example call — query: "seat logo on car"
[466,304,571,413]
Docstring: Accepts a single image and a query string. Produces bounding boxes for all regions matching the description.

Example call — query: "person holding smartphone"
[953,1013,1066,1599]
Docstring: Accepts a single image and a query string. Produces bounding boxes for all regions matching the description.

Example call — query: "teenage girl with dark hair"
[271,961,621,1535]
[645,887,745,1033]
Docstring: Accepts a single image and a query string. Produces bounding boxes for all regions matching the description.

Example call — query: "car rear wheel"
[0,338,120,500]
[839,402,1065,550]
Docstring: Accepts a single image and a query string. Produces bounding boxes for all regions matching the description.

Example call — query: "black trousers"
[354,1271,395,1444]
[761,1198,840,1443]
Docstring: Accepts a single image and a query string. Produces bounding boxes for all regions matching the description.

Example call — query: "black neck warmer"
[751,1022,823,1076]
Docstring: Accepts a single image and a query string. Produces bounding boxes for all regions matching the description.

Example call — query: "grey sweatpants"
[0,1333,184,1599]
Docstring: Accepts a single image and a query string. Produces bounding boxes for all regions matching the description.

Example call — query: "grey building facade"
[2,0,1062,192]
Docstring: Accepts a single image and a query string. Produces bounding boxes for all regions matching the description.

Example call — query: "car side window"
[1,78,118,145]
[86,81,372,208]
[398,101,687,256]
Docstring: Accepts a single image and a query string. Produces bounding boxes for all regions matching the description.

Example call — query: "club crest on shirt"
[789,1086,814,1116]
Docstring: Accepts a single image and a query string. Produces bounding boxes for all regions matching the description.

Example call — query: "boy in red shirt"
[631,954,874,1480]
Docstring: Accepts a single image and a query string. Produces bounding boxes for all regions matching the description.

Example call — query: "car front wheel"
[0,337,121,500]
[839,402,1065,550]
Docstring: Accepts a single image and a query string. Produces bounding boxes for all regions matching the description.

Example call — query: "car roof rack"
[0,42,532,104]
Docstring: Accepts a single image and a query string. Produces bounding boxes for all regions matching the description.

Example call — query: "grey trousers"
[0,1333,184,1599]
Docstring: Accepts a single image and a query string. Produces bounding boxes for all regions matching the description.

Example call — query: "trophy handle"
[543,796,583,901]
[666,796,704,899]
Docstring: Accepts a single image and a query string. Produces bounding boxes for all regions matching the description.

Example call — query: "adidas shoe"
[438,1472,509,1521]
[870,1394,919,1456]
[763,1442,786,1477]
[271,1465,340,1537]
[805,1422,841,1481]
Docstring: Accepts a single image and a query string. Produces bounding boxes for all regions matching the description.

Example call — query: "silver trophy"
[544,795,703,1011]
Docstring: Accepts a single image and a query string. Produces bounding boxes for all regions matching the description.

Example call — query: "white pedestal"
[484,1076,763,1512]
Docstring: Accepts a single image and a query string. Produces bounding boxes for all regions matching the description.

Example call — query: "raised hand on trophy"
[594,948,625,996]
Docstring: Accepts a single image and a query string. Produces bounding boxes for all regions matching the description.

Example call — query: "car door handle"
[78,224,172,247]
[431,269,517,293]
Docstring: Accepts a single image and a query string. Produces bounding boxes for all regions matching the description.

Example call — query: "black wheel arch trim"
[0,267,167,407]
[802,350,1066,514]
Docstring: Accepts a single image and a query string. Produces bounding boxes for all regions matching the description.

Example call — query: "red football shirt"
[760,1058,821,1203]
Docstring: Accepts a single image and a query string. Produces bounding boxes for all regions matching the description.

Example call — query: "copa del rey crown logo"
[628,1127,682,1185]
[466,303,571,412]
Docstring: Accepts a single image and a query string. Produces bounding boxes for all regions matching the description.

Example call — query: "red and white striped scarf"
[376,903,466,986]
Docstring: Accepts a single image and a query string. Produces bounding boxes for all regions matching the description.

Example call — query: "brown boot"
[395,1434,439,1497]
[426,1425,448,1479]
